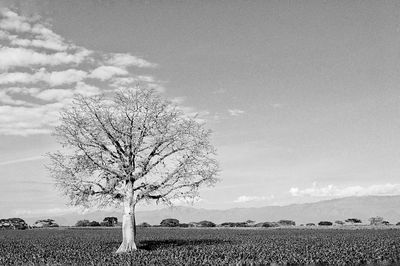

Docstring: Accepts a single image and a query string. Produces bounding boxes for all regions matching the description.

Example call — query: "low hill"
[24,195,400,226]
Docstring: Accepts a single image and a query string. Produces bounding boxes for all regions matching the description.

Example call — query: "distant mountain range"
[23,195,400,226]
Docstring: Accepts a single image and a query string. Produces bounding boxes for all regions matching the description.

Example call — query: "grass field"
[1,227,400,265]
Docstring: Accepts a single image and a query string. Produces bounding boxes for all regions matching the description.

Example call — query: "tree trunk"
[116,184,137,253]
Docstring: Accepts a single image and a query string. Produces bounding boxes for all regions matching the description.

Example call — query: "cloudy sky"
[1,0,400,217]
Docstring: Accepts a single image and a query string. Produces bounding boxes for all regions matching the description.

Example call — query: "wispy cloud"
[234,195,274,203]
[105,53,157,68]
[0,8,159,136]
[89,65,128,81]
[0,9,32,32]
[8,36,69,51]
[0,68,88,86]
[0,90,34,106]
[0,102,64,135]
[0,8,198,137]
[0,47,89,70]
[0,155,43,166]
[290,182,400,197]
[228,109,245,116]
[0,9,73,51]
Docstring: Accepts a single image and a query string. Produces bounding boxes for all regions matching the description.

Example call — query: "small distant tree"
[306,223,315,226]
[179,223,190,228]
[103,217,118,226]
[160,218,180,227]
[220,222,236,227]
[396,222,400,226]
[234,222,248,227]
[2,218,28,230]
[48,88,219,253]
[89,221,101,227]
[245,220,256,226]
[197,220,216,227]
[262,222,279,228]
[345,218,362,224]
[335,220,344,225]
[278,220,296,226]
[75,220,90,227]
[34,219,59,227]
[382,221,390,225]
[369,216,384,225]
[137,222,151,227]
[318,221,333,226]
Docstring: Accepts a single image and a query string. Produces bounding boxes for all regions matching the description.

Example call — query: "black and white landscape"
[1,1,400,265]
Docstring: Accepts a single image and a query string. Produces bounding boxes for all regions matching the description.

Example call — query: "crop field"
[1,228,400,265]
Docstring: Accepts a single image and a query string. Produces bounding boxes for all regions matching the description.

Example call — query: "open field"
[1,228,400,265]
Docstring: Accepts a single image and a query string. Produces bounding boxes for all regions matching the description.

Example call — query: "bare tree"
[47,88,219,253]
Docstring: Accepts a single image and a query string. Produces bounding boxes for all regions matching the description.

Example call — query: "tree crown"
[48,88,219,208]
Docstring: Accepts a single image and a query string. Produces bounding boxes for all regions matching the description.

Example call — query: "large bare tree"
[48,88,219,253]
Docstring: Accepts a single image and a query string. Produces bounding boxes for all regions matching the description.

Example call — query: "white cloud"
[234,195,274,203]
[0,47,88,70]
[137,75,155,83]
[0,30,8,39]
[31,23,65,42]
[1,87,42,105]
[290,182,400,197]
[228,109,245,116]
[45,69,88,86]
[0,90,34,106]
[0,102,65,135]
[35,89,74,102]
[74,82,101,97]
[34,82,100,101]
[0,85,102,135]
[5,87,41,94]
[0,9,76,53]
[106,53,156,68]
[110,77,138,87]
[9,36,69,51]
[89,65,129,81]
[0,9,32,33]
[0,68,87,86]
[0,8,161,136]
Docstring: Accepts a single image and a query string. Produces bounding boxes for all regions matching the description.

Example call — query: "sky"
[1,0,400,218]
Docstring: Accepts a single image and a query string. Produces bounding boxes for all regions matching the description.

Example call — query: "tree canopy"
[48,88,219,209]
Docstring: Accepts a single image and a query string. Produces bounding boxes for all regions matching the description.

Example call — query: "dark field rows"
[1,228,400,265]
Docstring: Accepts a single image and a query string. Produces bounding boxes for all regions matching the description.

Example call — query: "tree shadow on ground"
[138,239,231,251]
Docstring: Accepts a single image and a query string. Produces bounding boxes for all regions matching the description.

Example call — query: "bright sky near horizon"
[1,0,400,218]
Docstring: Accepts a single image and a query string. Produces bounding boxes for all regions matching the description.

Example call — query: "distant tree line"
[134,216,400,228]
[75,217,119,227]
[2,215,398,230]
[0,218,59,230]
